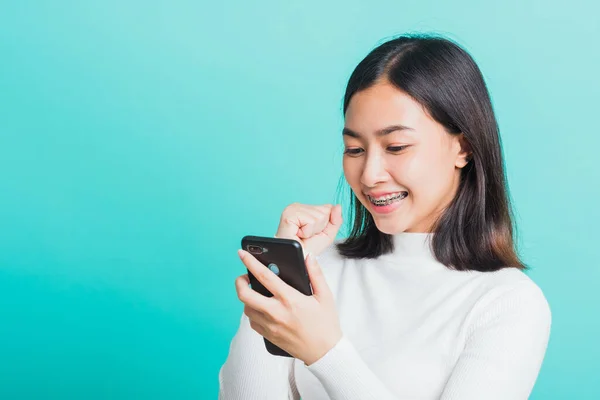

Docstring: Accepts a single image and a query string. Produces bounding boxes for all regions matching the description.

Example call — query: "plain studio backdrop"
[0,0,598,399]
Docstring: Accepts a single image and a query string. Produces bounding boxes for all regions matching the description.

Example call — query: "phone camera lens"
[248,245,263,254]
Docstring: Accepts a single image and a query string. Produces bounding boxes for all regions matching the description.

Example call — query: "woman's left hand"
[235,249,343,366]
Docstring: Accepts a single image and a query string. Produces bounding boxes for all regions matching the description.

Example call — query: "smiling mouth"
[367,191,408,206]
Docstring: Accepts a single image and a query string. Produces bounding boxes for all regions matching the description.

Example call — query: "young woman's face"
[343,80,470,234]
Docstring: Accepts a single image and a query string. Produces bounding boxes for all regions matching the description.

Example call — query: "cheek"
[342,159,361,186]
[397,153,450,199]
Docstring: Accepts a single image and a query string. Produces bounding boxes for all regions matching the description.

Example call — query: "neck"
[390,231,436,261]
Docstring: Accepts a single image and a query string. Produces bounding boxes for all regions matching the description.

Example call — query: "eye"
[388,146,408,152]
[343,146,409,156]
[343,148,363,156]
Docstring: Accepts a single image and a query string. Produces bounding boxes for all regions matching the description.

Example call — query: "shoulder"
[473,268,549,305]
[467,268,552,329]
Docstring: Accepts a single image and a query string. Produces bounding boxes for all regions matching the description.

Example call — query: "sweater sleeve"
[306,280,552,400]
[440,280,551,399]
[218,312,300,400]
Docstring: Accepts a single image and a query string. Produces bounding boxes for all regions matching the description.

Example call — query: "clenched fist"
[274,203,343,257]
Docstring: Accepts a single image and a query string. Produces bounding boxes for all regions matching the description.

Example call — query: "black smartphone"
[241,235,313,357]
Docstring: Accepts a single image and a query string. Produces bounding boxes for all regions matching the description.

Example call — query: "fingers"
[297,212,328,239]
[276,204,334,240]
[238,249,291,300]
[276,203,305,239]
[248,317,268,338]
[243,304,270,337]
[235,273,272,312]
[275,203,343,258]
[320,204,343,240]
[243,304,268,325]
[237,273,250,286]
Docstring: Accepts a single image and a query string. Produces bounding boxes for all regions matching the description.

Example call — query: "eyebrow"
[342,124,414,138]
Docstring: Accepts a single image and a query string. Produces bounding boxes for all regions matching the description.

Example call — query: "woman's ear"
[454,133,473,168]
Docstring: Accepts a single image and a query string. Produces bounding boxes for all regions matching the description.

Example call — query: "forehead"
[344,82,431,138]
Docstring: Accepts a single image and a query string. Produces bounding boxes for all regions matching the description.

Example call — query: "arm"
[218,312,300,400]
[306,281,552,400]
[440,281,551,399]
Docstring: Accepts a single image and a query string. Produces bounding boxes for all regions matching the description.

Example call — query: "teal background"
[0,0,598,398]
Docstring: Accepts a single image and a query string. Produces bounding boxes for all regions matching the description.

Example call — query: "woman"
[218,34,551,399]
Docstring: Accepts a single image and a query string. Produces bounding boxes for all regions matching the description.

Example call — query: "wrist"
[304,332,344,366]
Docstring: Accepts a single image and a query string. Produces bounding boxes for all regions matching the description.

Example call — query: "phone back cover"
[241,235,312,297]
[240,235,313,357]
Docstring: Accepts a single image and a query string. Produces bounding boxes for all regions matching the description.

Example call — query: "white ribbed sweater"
[218,232,551,399]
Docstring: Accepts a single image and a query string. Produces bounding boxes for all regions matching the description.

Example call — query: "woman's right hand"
[275,203,343,257]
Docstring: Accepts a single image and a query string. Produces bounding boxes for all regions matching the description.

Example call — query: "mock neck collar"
[390,231,436,261]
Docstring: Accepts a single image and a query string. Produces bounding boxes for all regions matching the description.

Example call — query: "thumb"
[321,204,343,240]
[305,252,330,298]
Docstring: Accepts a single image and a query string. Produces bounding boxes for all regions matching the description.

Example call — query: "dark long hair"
[335,34,527,272]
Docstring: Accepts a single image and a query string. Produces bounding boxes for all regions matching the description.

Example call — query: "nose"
[360,152,389,188]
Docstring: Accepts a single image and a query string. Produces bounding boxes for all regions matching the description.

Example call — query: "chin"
[371,219,410,235]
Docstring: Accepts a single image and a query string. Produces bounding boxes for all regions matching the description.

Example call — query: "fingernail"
[238,249,245,259]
